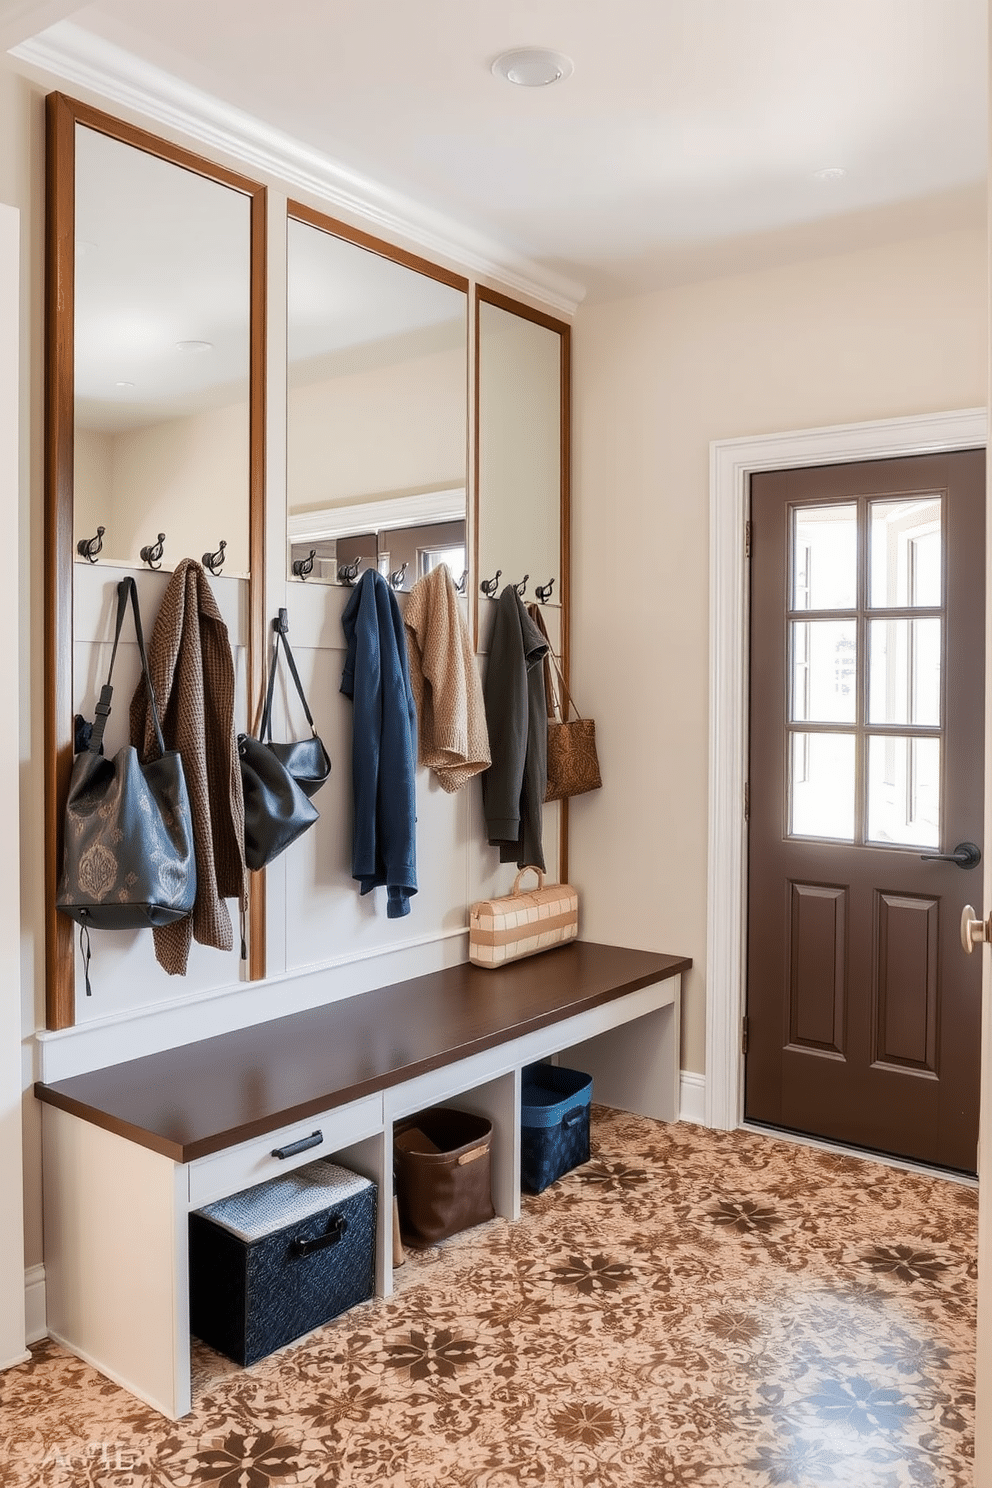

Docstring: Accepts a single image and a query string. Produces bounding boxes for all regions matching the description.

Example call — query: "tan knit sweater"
[404,564,491,792]
[129,559,248,975]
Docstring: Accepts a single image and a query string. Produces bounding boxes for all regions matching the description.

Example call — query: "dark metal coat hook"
[514,574,529,597]
[140,533,166,570]
[275,607,290,635]
[535,578,555,604]
[455,569,468,595]
[77,526,105,563]
[337,557,363,586]
[292,549,315,580]
[480,569,501,599]
[202,539,226,576]
[388,561,408,590]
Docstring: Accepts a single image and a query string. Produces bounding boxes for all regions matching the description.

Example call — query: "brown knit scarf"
[129,559,247,976]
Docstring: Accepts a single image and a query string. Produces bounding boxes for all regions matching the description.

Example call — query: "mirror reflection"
[476,297,562,612]
[73,125,252,573]
[286,213,468,588]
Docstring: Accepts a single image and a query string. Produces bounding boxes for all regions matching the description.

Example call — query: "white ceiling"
[11,0,990,302]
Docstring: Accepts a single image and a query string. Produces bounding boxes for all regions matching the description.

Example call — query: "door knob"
[960,904,992,953]
[921,841,982,869]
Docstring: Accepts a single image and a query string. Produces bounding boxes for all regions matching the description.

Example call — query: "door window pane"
[869,497,942,608]
[867,735,940,848]
[868,618,941,726]
[792,504,857,610]
[790,732,856,840]
[791,621,857,722]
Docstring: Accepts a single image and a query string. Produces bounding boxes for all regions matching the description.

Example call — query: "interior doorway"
[745,451,985,1172]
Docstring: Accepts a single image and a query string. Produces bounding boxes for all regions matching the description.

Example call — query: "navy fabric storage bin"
[189,1160,376,1366]
[520,1063,593,1194]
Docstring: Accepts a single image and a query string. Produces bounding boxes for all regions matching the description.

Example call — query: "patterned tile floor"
[0,1109,977,1487]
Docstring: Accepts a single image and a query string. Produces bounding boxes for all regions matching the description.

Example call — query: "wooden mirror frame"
[285,199,470,586]
[473,287,572,876]
[44,92,268,1030]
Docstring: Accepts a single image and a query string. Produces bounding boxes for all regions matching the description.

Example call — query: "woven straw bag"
[469,867,578,967]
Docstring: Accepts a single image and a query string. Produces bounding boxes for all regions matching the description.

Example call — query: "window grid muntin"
[785,492,946,849]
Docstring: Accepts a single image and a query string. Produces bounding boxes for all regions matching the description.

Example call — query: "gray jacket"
[481,585,549,870]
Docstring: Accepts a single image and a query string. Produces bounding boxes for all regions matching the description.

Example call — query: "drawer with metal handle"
[186,1093,382,1208]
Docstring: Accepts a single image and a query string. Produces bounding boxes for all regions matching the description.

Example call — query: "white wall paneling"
[69,563,249,1019]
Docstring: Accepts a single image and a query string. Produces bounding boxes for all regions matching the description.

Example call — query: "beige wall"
[570,227,989,1077]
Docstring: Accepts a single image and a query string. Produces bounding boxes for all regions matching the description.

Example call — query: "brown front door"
[745,451,985,1173]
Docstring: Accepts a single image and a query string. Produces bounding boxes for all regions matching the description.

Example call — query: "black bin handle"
[291,1215,347,1257]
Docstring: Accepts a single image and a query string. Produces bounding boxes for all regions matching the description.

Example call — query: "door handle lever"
[961,905,992,954]
[920,840,982,870]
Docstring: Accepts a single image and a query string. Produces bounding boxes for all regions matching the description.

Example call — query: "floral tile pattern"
[0,1110,977,1486]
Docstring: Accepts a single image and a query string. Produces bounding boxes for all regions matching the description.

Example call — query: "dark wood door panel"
[873,892,938,1072]
[788,881,847,1053]
[746,450,984,1173]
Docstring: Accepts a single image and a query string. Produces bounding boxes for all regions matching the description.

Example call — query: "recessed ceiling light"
[491,48,573,87]
[813,166,847,182]
[175,339,213,353]
[115,380,136,388]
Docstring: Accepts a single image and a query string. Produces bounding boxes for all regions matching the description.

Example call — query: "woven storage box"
[394,1108,495,1249]
[520,1063,593,1194]
[469,867,578,967]
[188,1160,376,1366]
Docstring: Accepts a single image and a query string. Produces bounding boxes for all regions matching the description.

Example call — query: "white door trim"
[706,407,988,1131]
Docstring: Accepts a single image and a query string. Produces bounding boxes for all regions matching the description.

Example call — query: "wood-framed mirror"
[44,92,268,1030]
[285,201,469,591]
[474,286,571,873]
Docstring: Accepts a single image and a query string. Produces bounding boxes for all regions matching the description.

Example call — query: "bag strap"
[88,578,167,758]
[527,603,583,724]
[527,603,558,722]
[259,611,318,744]
[512,866,546,895]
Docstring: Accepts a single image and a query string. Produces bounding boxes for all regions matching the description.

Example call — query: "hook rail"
[140,534,166,570]
[202,539,227,576]
[77,527,105,563]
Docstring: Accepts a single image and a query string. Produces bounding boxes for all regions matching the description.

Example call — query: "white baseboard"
[24,1265,46,1346]
[679,1070,706,1125]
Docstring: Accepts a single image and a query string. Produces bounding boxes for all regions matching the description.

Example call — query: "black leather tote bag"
[260,610,331,799]
[238,732,318,872]
[57,578,196,986]
[238,610,325,871]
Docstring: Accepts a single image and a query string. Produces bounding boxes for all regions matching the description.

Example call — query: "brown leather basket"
[393,1108,495,1249]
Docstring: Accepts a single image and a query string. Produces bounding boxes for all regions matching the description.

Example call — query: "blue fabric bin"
[520,1063,593,1194]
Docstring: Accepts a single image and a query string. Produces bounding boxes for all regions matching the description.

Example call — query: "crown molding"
[12,21,586,316]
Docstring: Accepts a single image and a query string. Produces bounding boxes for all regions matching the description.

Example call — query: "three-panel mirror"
[45,96,570,1031]
[286,207,468,591]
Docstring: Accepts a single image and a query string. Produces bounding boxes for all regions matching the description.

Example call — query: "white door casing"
[706,407,988,1133]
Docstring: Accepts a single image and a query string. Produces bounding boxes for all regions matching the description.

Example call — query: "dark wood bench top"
[35,941,691,1162]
